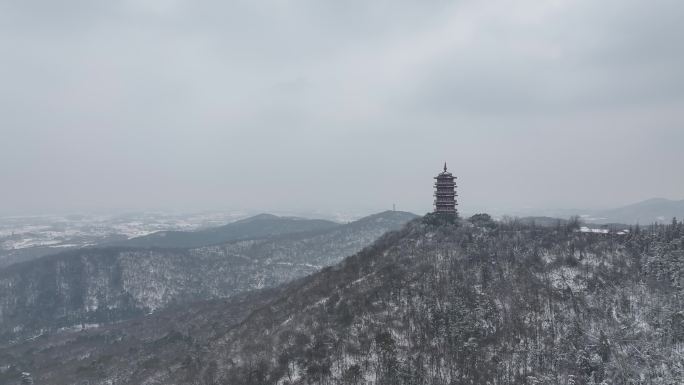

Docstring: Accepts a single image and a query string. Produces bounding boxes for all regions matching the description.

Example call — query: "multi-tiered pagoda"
[434,163,458,216]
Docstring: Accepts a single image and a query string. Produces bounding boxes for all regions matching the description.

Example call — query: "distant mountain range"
[495,198,684,225]
[586,198,684,224]
[111,213,341,248]
[0,210,417,344]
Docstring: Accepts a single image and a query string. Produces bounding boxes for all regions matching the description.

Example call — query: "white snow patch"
[579,227,609,234]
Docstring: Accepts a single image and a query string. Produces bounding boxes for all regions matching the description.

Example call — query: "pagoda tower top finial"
[444,162,447,172]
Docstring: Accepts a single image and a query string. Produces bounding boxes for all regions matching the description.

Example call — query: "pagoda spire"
[444,162,447,172]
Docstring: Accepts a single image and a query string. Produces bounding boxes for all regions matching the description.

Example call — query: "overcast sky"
[1,0,683,216]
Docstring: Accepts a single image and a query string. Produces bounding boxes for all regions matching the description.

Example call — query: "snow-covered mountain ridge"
[2,214,681,384]
[0,211,417,344]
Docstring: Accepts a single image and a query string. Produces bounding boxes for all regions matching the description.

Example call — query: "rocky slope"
[0,211,417,345]
[2,214,681,384]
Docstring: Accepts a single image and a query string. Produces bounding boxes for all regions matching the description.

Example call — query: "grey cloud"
[1,0,683,215]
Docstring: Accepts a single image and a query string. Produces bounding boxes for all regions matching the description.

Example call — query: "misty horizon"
[2,196,684,222]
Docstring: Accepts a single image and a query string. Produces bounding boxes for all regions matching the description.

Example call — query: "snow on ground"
[546,266,586,292]
[580,226,609,234]
[2,238,61,250]
[0,211,250,253]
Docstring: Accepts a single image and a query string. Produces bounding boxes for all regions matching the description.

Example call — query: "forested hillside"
[2,214,681,384]
[112,214,341,249]
[206,216,683,385]
[0,211,416,345]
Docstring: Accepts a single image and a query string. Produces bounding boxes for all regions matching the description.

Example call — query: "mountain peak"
[354,210,419,222]
[629,197,676,206]
[233,213,281,222]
